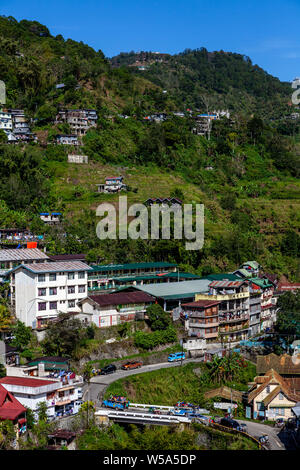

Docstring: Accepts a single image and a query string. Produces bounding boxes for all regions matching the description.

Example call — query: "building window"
[38,288,46,296]
[49,301,57,310]
[68,300,75,308]
[68,272,75,280]
[266,385,270,393]
[78,285,86,293]
[68,286,75,294]
[38,302,47,311]
[49,287,57,296]
[38,274,45,282]
[78,272,85,279]
[49,273,57,281]
[279,392,284,400]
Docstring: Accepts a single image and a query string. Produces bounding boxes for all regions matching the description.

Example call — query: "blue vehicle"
[102,396,130,410]
[168,352,185,362]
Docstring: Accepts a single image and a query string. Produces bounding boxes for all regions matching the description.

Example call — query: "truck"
[102,395,130,410]
[168,352,185,362]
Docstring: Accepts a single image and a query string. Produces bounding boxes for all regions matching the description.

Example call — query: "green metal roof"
[249,277,273,288]
[233,268,253,278]
[112,272,201,283]
[241,261,260,269]
[89,261,178,273]
[204,273,241,281]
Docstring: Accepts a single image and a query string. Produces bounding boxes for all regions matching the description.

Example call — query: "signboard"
[214,402,238,409]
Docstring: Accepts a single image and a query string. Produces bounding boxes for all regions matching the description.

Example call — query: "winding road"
[82,357,294,450]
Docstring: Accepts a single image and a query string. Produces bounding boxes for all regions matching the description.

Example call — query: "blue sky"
[1,0,300,82]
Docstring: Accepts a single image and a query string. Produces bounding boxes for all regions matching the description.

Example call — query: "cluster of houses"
[0,246,299,441]
[54,107,98,146]
[0,247,297,344]
[0,108,37,143]
[0,355,84,440]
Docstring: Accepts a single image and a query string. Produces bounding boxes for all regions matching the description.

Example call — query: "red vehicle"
[121,361,143,370]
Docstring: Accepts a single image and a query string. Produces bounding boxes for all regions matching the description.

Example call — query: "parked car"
[275,418,285,428]
[239,423,248,433]
[100,364,117,375]
[220,417,241,431]
[168,352,185,362]
[121,361,143,370]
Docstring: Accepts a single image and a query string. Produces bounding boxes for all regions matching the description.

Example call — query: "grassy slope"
[50,159,300,276]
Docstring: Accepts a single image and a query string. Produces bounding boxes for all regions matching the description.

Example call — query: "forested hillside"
[0,16,299,280]
[110,49,292,119]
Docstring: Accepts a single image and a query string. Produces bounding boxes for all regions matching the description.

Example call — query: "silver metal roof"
[134,279,211,299]
[19,260,92,273]
[0,248,49,262]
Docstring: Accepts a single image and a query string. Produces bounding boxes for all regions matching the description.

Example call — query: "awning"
[55,400,71,406]
[58,385,74,392]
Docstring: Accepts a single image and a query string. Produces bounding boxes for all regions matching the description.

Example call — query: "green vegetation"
[275,291,300,346]
[76,422,258,450]
[0,16,299,280]
[105,356,256,406]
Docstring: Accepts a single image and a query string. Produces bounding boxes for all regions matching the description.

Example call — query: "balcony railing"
[219,321,249,334]
[219,314,249,324]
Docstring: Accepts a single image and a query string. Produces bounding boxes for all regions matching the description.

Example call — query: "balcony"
[219,321,249,334]
[189,320,219,328]
[196,291,249,301]
[219,313,249,324]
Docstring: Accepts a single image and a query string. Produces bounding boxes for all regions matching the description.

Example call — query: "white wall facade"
[14,267,89,328]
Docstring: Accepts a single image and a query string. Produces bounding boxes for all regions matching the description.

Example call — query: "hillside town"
[0,243,299,450]
[0,5,299,455]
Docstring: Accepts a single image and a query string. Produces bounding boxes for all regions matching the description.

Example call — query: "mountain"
[110,49,291,119]
[0,16,299,280]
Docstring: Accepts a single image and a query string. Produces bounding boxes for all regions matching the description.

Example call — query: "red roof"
[182,299,220,308]
[0,384,26,421]
[87,291,154,307]
[0,377,57,388]
[277,282,300,291]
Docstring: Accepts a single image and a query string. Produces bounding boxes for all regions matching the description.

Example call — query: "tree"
[0,304,13,333]
[275,291,300,343]
[0,129,7,143]
[41,312,86,357]
[11,320,32,352]
[0,363,6,378]
[0,420,16,450]
[37,401,48,422]
[146,304,171,331]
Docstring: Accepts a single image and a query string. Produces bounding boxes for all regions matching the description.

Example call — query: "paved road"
[83,357,204,405]
[82,356,292,451]
[236,419,286,450]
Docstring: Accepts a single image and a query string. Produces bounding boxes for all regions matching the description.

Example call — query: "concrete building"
[195,279,250,343]
[67,154,88,164]
[10,260,92,328]
[181,299,220,343]
[77,291,154,328]
[0,375,83,420]
[0,248,49,272]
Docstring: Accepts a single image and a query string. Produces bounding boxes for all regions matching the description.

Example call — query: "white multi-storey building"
[11,261,92,329]
[0,110,13,135]
[0,375,83,420]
